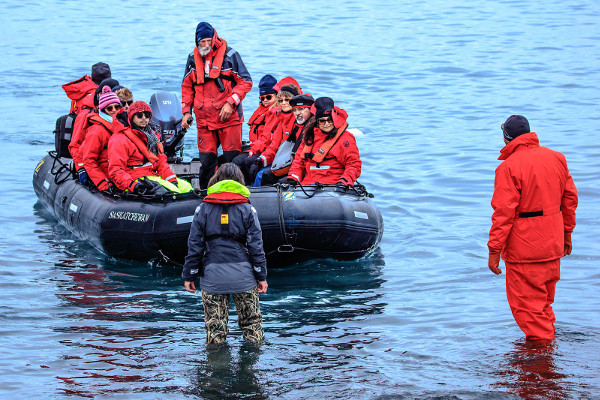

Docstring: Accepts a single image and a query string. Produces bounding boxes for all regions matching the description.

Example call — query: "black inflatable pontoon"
[33,153,383,266]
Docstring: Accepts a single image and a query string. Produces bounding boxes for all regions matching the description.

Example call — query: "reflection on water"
[493,340,571,400]
[36,214,386,398]
[187,342,266,400]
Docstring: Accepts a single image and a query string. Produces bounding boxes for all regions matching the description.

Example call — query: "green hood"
[207,180,250,197]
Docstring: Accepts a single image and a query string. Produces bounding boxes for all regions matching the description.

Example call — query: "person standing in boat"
[287,97,361,187]
[108,101,192,195]
[181,22,253,189]
[232,74,279,183]
[182,163,268,345]
[487,115,578,342]
[259,94,314,185]
[80,86,122,192]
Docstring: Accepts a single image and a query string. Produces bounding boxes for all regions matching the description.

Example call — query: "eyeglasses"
[121,100,133,107]
[278,98,290,103]
[318,117,333,125]
[135,111,152,119]
[260,94,274,101]
[104,104,120,112]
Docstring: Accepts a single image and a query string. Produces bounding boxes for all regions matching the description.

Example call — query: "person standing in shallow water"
[182,163,268,344]
[487,115,578,342]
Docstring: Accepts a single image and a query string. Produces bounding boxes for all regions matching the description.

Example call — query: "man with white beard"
[181,22,252,188]
[259,94,315,186]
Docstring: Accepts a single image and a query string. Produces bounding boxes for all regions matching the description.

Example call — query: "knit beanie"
[195,22,215,43]
[502,115,530,141]
[313,97,335,120]
[94,78,120,106]
[258,74,277,96]
[91,62,111,85]
[98,86,121,111]
[127,101,153,123]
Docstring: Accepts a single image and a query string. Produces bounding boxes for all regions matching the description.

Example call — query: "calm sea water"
[1,0,599,399]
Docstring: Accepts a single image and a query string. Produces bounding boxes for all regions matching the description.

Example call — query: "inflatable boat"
[33,153,384,266]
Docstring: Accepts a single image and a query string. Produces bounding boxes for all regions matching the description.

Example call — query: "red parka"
[108,114,176,191]
[247,104,278,155]
[62,75,97,114]
[288,108,361,186]
[81,115,114,190]
[250,107,281,155]
[488,132,578,263]
[181,29,252,130]
[69,109,95,171]
[258,111,297,166]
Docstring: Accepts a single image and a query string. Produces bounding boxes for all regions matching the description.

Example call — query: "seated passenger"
[260,94,314,186]
[70,78,120,185]
[248,84,300,185]
[62,62,111,114]
[80,86,122,192]
[108,101,193,195]
[232,74,279,184]
[287,97,361,187]
[114,87,134,111]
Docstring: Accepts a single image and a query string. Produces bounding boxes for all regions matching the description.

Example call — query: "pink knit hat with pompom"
[98,86,121,111]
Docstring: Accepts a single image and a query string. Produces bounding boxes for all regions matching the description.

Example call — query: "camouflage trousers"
[201,288,264,345]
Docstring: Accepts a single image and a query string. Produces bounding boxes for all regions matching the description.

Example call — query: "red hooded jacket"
[69,109,96,171]
[249,106,281,155]
[288,107,361,186]
[81,115,114,190]
[181,29,252,130]
[488,132,578,262]
[258,111,297,166]
[108,114,176,191]
[62,75,97,114]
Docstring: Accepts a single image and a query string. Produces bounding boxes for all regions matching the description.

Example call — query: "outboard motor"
[149,92,186,163]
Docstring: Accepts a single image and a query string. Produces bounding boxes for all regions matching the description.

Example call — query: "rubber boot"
[197,152,218,189]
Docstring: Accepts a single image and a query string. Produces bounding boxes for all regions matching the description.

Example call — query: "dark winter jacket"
[182,180,267,294]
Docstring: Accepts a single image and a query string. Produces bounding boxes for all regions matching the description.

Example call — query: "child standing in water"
[182,163,268,344]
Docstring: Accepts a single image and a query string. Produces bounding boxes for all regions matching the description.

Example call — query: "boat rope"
[276,184,294,253]
[48,151,74,185]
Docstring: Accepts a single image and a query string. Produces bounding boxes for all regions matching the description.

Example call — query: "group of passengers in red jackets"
[181,22,362,189]
[63,64,191,195]
[229,74,362,188]
[62,21,362,194]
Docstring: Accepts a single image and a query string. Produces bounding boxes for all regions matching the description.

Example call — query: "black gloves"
[78,168,89,185]
[134,177,170,196]
[286,178,298,186]
[336,177,350,190]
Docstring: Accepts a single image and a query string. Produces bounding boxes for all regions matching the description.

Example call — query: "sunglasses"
[317,117,333,125]
[260,94,274,101]
[134,111,152,119]
[104,104,120,112]
[121,100,133,107]
[278,98,291,103]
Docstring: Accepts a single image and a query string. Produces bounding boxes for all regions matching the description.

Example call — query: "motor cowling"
[149,92,186,162]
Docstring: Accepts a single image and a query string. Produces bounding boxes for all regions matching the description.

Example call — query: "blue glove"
[78,168,89,185]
